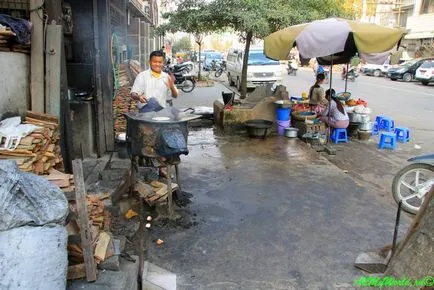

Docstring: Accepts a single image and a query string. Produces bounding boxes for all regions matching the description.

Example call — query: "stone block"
[142,261,176,290]
[98,255,120,271]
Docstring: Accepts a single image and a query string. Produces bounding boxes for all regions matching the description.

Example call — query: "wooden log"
[94,232,111,263]
[72,159,97,282]
[67,264,87,280]
[26,111,58,123]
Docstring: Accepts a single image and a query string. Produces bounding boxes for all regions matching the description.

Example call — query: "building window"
[420,0,434,14]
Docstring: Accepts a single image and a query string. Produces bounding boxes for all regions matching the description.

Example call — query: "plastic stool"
[379,117,395,132]
[375,115,386,128]
[331,128,348,144]
[395,127,410,143]
[379,132,397,150]
[372,121,380,135]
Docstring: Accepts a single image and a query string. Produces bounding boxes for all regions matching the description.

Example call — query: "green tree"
[155,0,216,80]
[157,0,355,97]
[172,36,192,53]
[209,0,354,98]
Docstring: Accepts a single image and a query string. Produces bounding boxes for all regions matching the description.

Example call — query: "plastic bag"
[0,116,39,150]
[0,160,68,231]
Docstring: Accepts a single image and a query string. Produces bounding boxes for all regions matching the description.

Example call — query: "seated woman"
[308,73,328,115]
[319,89,349,129]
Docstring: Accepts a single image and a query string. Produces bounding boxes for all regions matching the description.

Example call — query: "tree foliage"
[172,36,192,53]
[156,0,356,97]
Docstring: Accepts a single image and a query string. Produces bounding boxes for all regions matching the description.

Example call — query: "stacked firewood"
[0,26,30,54]
[67,194,115,280]
[113,86,137,137]
[129,60,141,78]
[44,168,75,192]
[0,111,63,175]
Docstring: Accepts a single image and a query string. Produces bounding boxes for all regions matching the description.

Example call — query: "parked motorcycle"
[172,72,196,93]
[342,66,359,81]
[214,61,226,77]
[392,154,434,214]
[287,60,298,76]
[166,61,193,75]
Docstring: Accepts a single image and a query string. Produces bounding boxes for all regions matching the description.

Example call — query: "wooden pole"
[30,0,45,113]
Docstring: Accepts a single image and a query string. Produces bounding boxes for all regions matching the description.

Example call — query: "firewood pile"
[113,62,140,137]
[0,111,63,175]
[113,86,137,137]
[129,60,141,78]
[0,25,30,54]
[67,194,116,280]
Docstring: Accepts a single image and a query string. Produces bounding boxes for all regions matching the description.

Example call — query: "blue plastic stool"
[375,115,386,128]
[379,117,395,132]
[379,132,397,150]
[395,127,410,143]
[331,128,348,144]
[372,121,380,135]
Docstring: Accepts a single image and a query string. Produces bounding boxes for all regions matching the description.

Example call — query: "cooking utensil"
[349,112,370,123]
[284,127,298,138]
[359,122,373,131]
[245,119,273,139]
[274,100,292,108]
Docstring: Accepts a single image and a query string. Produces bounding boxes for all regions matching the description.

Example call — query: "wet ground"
[144,128,411,289]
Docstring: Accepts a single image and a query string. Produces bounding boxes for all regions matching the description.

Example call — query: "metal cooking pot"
[284,127,298,138]
[349,113,370,123]
[359,122,373,131]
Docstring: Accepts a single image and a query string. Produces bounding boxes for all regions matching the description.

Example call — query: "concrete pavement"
[145,129,410,289]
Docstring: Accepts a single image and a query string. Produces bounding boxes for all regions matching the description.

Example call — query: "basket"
[292,111,317,121]
[336,92,352,102]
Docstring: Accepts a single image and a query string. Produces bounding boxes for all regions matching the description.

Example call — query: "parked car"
[387,59,426,82]
[226,47,283,90]
[361,63,391,77]
[415,59,434,86]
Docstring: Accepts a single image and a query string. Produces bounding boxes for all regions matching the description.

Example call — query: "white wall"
[0,52,30,118]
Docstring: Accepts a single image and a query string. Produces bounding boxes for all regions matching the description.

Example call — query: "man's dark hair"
[150,50,165,60]
[316,73,325,82]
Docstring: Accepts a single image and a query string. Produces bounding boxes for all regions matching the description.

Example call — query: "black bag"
[156,128,189,157]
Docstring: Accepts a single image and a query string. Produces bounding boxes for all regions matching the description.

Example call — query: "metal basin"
[245,119,273,139]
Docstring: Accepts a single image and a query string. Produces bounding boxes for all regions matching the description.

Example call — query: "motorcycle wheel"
[392,163,434,214]
[180,79,195,93]
[215,69,223,78]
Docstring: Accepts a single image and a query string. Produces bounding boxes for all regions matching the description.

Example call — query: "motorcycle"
[166,61,193,75]
[392,154,434,214]
[214,60,226,77]
[342,66,359,81]
[287,60,298,76]
[172,72,196,93]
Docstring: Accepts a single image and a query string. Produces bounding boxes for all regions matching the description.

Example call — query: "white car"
[415,59,434,86]
[361,63,391,77]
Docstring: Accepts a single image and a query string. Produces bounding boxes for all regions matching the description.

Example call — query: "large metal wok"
[124,111,201,158]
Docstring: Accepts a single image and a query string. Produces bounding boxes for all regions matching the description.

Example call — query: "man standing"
[131,50,178,113]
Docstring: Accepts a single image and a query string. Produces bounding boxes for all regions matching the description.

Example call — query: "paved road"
[174,68,434,203]
[281,68,434,154]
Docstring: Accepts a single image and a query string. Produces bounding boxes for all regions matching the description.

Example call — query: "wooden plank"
[94,232,111,263]
[67,264,87,280]
[72,159,97,282]
[98,0,115,152]
[93,0,106,156]
[30,0,45,113]
[45,24,62,118]
[26,111,59,123]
